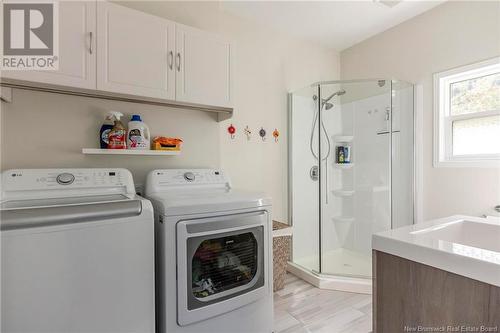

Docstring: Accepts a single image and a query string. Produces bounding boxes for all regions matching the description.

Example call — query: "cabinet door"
[1,1,96,90]
[175,24,232,108]
[97,2,175,100]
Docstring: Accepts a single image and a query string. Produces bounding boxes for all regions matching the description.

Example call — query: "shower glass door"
[319,81,392,278]
[289,85,320,273]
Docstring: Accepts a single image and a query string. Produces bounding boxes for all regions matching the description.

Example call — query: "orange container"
[152,137,183,151]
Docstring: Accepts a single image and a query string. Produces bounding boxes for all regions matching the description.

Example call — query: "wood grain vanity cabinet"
[373,250,500,333]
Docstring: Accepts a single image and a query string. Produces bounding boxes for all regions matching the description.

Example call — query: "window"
[434,57,500,167]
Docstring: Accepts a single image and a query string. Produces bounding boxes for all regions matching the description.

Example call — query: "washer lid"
[146,188,271,216]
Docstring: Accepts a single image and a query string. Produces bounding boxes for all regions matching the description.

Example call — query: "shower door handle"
[325,159,329,205]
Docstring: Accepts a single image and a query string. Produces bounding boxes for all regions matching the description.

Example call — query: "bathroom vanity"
[372,216,500,332]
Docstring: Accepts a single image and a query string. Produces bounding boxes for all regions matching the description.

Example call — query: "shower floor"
[294,248,372,278]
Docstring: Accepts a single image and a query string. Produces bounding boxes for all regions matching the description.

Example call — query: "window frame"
[433,57,500,168]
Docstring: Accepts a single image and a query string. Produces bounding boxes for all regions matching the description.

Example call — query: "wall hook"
[259,127,266,141]
[244,126,252,140]
[272,128,280,142]
[227,124,236,139]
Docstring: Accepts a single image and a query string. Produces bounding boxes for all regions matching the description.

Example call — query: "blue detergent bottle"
[100,112,114,148]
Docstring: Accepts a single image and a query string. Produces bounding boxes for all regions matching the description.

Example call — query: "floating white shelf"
[82,148,180,156]
[332,189,355,197]
[332,216,355,224]
[333,135,354,143]
[334,163,354,169]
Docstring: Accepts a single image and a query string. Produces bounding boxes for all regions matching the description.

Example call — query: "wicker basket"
[272,221,292,292]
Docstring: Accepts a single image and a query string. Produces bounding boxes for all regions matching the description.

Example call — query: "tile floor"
[273,274,372,333]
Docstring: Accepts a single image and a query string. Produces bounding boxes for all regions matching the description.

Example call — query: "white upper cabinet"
[175,24,232,108]
[1,1,97,90]
[96,2,175,100]
[1,1,232,110]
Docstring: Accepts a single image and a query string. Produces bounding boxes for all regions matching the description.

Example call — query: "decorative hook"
[244,126,252,141]
[272,128,280,142]
[227,124,236,139]
[259,127,266,141]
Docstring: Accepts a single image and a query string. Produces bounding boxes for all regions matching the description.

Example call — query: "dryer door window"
[186,226,264,310]
[176,210,269,326]
[190,229,261,302]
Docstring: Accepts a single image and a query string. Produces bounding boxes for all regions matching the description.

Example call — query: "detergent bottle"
[99,112,115,148]
[127,114,150,150]
[107,111,126,149]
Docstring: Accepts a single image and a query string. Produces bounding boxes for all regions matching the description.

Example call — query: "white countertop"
[373,215,500,287]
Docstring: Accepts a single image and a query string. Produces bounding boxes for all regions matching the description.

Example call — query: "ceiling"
[220,0,446,51]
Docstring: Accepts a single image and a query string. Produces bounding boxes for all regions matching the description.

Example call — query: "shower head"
[312,89,346,110]
[320,89,346,110]
[323,89,346,104]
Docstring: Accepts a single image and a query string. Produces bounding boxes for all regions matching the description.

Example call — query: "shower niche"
[288,79,414,293]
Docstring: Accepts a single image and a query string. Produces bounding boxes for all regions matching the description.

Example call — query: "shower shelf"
[334,163,354,169]
[332,216,355,223]
[332,189,355,197]
[333,135,354,142]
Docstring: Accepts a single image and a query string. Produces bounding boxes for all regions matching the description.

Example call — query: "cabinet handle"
[89,32,93,54]
[168,51,174,70]
[176,52,181,72]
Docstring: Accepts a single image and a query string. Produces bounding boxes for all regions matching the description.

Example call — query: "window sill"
[433,159,500,168]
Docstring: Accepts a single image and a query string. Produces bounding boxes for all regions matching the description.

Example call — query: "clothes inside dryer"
[191,232,258,298]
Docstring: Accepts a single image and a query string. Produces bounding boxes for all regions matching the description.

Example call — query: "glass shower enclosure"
[288,79,414,290]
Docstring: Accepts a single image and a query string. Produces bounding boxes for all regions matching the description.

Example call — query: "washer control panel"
[2,169,133,192]
[150,169,229,187]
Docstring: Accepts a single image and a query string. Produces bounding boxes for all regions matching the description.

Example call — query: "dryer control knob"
[184,172,195,182]
[56,173,75,185]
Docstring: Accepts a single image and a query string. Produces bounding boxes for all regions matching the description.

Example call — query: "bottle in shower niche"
[344,146,351,163]
[336,146,345,163]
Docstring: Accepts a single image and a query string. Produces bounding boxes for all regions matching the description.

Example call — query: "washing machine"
[0,168,155,333]
[145,169,273,333]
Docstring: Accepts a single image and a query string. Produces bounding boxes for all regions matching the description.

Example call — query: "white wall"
[1,1,340,223]
[119,1,340,222]
[340,1,500,219]
[0,89,221,183]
